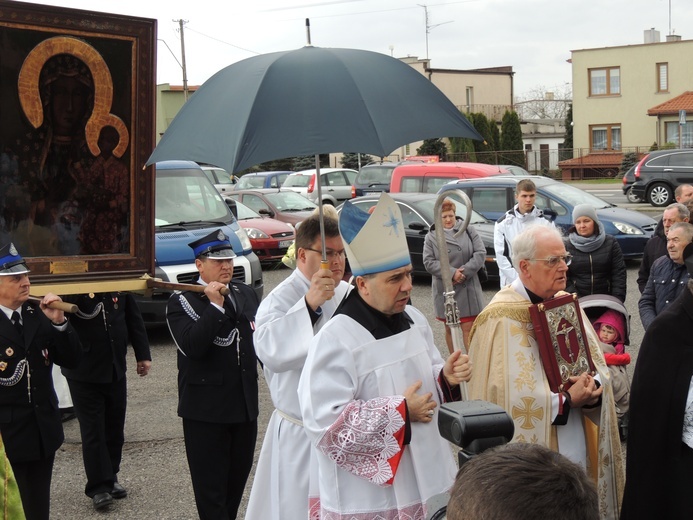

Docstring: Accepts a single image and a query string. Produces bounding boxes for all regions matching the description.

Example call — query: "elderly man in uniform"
[246,212,349,519]
[298,193,472,519]
[467,225,624,519]
[166,230,259,520]
[0,243,81,520]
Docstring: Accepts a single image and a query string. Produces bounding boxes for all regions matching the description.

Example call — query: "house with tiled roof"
[647,91,693,148]
[559,30,693,178]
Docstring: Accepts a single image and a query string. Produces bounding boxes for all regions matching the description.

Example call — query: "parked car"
[228,199,295,263]
[389,162,507,194]
[621,164,644,203]
[438,175,657,259]
[140,161,264,324]
[227,188,317,227]
[283,168,357,205]
[497,164,531,176]
[235,171,292,190]
[629,148,693,207]
[339,192,498,279]
[351,160,426,197]
[200,165,237,195]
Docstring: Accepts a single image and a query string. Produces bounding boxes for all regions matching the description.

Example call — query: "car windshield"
[541,183,612,209]
[234,200,261,220]
[237,175,266,189]
[283,175,311,188]
[156,171,231,226]
[356,166,395,185]
[265,191,318,211]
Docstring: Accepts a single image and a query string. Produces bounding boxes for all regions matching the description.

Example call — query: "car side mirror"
[225,198,238,218]
[259,208,275,218]
[409,222,428,233]
[542,208,558,222]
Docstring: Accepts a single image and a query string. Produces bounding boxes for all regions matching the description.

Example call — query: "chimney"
[644,28,660,43]
[666,34,682,42]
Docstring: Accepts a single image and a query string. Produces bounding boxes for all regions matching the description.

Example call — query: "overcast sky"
[27,0,693,98]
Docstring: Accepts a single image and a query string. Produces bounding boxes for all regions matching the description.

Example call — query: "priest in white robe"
[467,225,624,519]
[246,213,350,519]
[298,193,472,520]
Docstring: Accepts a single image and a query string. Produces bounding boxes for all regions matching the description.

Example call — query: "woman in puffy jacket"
[564,204,627,302]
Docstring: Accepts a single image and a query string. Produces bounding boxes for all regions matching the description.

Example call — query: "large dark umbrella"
[147,43,482,263]
[147,45,481,173]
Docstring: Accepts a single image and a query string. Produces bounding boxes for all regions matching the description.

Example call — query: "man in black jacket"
[166,230,259,520]
[0,243,81,520]
[637,202,689,292]
[62,292,151,510]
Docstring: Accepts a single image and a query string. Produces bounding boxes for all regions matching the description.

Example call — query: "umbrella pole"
[314,154,328,269]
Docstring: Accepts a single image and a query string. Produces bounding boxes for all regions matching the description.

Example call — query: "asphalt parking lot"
[49,258,645,519]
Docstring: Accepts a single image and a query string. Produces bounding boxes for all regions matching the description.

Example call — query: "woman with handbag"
[423,198,487,353]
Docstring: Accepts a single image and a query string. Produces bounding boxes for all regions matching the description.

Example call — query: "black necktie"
[11,311,23,335]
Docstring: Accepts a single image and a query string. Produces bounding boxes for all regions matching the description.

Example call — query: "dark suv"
[630,149,693,207]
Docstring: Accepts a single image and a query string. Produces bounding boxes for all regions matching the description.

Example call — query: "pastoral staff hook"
[433,189,473,400]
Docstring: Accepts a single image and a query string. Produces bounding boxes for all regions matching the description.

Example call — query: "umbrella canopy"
[147,45,482,174]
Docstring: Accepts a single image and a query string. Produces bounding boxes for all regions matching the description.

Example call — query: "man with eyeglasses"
[246,211,350,520]
[468,225,624,518]
[166,230,260,520]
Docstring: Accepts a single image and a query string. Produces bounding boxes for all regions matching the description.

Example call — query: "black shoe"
[111,482,127,499]
[93,492,113,510]
[61,408,77,422]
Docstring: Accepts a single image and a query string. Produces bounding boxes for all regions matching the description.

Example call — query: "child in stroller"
[579,295,631,441]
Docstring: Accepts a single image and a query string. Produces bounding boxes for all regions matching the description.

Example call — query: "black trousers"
[182,418,257,520]
[67,376,127,497]
[12,453,55,520]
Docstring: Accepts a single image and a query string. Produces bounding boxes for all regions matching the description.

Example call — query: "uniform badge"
[217,230,227,241]
[0,361,7,371]
[5,347,14,357]
[9,243,19,256]
[113,295,119,309]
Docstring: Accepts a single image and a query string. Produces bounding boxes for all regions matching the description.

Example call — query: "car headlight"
[612,221,644,235]
[234,227,253,251]
[244,227,270,240]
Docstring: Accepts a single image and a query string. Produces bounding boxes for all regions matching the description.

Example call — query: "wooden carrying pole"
[27,296,78,314]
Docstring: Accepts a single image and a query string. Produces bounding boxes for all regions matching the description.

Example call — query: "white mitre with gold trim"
[339,193,410,276]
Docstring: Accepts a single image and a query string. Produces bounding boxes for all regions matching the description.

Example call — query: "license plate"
[279,240,293,248]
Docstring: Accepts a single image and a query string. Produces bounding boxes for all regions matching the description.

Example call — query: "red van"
[389,162,508,194]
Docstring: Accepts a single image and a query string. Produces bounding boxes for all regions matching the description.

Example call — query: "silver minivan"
[283,168,357,205]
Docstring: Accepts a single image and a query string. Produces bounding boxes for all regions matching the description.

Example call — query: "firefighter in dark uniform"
[0,243,81,520]
[61,292,151,510]
[166,230,259,520]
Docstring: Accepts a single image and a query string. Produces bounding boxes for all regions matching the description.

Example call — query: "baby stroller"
[578,294,631,441]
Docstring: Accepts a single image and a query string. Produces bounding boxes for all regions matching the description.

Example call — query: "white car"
[201,165,238,195]
[283,168,357,205]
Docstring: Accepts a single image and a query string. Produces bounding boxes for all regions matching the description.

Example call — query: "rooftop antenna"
[418,4,452,60]
[306,18,312,46]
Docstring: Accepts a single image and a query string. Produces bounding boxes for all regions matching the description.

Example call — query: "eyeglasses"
[527,254,572,268]
[304,247,346,260]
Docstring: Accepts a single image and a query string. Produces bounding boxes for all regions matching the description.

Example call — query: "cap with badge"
[0,243,30,275]
[188,229,237,260]
[339,192,410,276]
